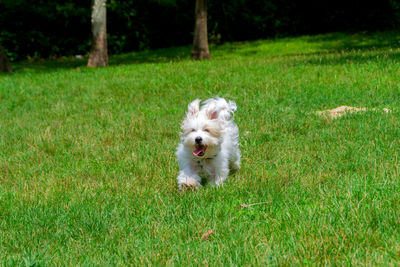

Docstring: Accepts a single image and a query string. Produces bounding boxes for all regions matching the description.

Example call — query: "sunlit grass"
[0,31,400,265]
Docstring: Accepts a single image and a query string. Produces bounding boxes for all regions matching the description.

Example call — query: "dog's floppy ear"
[187,99,201,117]
[206,107,218,120]
[205,101,218,120]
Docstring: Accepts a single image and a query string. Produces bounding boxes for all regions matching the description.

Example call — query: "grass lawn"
[1,31,400,265]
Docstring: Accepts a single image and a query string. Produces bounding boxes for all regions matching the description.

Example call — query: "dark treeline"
[1,0,399,61]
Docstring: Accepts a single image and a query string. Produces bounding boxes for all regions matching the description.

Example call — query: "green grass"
[1,31,400,265]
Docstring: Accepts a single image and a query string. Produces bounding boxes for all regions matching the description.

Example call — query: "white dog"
[176,97,240,189]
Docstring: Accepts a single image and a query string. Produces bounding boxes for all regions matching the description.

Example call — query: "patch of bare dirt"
[316,106,391,119]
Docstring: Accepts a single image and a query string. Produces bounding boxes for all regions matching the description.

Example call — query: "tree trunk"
[192,0,211,60]
[88,0,108,67]
[0,44,12,72]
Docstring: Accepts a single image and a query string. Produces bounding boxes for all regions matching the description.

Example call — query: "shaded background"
[0,0,399,61]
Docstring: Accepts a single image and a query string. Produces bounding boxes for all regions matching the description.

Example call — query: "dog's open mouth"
[193,145,207,157]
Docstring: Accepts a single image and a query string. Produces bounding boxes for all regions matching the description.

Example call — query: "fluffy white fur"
[176,97,240,189]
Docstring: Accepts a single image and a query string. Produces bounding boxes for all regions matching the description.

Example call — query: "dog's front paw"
[209,173,228,187]
[177,175,201,190]
[180,183,198,191]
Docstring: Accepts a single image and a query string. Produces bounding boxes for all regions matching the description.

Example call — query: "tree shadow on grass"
[108,45,192,66]
[304,31,400,51]
[213,31,400,65]
[298,31,400,65]
[10,58,87,73]
[298,49,400,66]
[10,46,192,73]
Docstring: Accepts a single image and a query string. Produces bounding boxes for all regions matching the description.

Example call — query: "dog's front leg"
[177,166,202,190]
[213,170,229,186]
[209,158,230,186]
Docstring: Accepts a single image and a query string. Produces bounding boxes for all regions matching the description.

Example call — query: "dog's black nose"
[195,136,202,144]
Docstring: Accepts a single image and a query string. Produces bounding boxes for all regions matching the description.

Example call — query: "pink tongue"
[193,148,204,156]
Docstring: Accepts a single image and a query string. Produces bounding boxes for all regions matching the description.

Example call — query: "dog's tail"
[203,96,237,121]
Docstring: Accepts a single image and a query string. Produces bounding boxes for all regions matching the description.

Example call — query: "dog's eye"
[204,129,209,132]
[191,129,196,132]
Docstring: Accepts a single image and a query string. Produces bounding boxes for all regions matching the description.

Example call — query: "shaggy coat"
[176,97,240,189]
